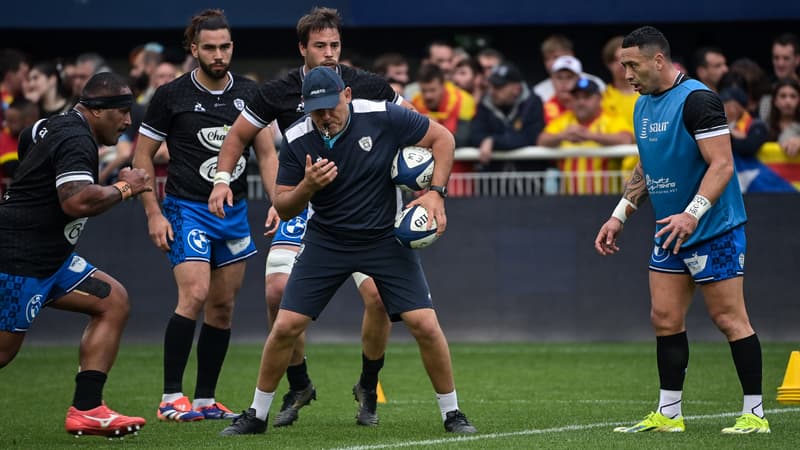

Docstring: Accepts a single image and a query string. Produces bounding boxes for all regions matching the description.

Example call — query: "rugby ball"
[391,146,434,192]
[394,205,438,249]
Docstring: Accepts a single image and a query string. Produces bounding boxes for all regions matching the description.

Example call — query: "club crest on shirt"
[234,98,245,111]
[194,102,206,112]
[358,136,373,152]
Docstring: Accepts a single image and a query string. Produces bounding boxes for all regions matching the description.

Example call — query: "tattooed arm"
[59,167,152,218]
[594,161,649,256]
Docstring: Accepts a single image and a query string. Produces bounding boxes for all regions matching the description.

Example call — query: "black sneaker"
[352,383,379,426]
[272,383,316,427]
[219,408,267,436]
[444,409,477,434]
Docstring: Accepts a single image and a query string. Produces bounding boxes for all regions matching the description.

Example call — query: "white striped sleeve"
[55,171,94,188]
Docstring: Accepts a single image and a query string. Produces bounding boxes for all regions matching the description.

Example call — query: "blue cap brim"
[304,93,340,112]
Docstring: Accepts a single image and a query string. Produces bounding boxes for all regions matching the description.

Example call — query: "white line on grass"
[328,407,800,450]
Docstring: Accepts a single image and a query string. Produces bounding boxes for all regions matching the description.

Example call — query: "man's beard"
[199,60,229,80]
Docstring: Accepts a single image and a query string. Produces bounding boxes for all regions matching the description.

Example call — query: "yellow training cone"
[777,351,800,405]
[376,380,387,404]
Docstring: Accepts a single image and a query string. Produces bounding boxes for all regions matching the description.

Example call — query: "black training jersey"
[139,70,258,202]
[278,100,428,248]
[0,110,99,277]
[243,64,400,133]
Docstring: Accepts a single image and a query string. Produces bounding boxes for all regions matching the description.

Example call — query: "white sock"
[251,388,274,421]
[658,389,683,418]
[743,395,764,418]
[436,390,458,421]
[193,398,215,409]
[162,392,184,403]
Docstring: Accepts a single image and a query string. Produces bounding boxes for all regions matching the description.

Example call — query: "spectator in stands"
[468,61,546,172]
[24,61,71,118]
[411,63,476,196]
[0,99,40,192]
[0,49,30,115]
[542,55,582,124]
[601,36,638,124]
[767,78,800,157]
[452,57,484,102]
[726,58,771,119]
[532,35,605,104]
[719,85,792,192]
[476,48,503,79]
[411,64,475,146]
[373,52,410,85]
[693,46,728,92]
[601,36,639,173]
[537,78,633,194]
[152,61,179,89]
[405,40,456,99]
[373,52,409,95]
[71,53,111,100]
[129,43,164,106]
[759,33,800,122]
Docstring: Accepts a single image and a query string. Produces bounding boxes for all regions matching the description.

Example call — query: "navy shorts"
[162,195,257,268]
[281,238,432,321]
[0,254,97,332]
[649,225,746,284]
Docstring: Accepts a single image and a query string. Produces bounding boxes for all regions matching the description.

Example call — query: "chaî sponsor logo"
[63,218,88,245]
[198,155,247,183]
[196,125,230,152]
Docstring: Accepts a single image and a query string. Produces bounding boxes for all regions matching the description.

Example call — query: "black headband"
[78,94,134,109]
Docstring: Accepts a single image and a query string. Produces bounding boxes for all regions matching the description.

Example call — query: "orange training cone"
[777,351,800,405]
[376,380,387,404]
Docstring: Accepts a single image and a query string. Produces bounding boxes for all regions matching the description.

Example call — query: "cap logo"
[310,88,327,95]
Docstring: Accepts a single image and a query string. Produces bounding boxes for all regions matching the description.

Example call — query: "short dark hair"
[373,53,407,76]
[417,63,445,84]
[693,46,724,70]
[184,9,230,51]
[622,26,671,60]
[81,72,130,99]
[773,32,800,55]
[297,7,341,47]
[0,48,28,78]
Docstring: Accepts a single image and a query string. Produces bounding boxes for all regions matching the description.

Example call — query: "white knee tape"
[351,271,370,289]
[265,248,297,275]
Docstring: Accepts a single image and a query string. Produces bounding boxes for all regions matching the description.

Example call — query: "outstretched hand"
[594,217,624,256]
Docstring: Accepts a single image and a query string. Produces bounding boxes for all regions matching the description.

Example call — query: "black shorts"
[281,238,433,321]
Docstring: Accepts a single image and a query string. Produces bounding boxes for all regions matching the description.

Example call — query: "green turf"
[1,342,798,449]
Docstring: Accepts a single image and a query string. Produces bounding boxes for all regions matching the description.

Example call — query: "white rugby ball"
[391,146,434,192]
[394,205,438,249]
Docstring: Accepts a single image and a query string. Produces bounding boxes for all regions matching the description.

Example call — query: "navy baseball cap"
[571,78,601,96]
[302,67,345,112]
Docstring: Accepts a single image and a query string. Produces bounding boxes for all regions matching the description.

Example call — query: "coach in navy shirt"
[221,67,477,436]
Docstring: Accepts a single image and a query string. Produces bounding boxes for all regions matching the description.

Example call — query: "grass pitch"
[2,341,799,449]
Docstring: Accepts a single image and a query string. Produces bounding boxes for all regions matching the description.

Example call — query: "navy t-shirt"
[278,100,428,248]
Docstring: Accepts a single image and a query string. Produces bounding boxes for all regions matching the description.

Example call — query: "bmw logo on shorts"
[25,294,44,323]
[187,229,210,254]
[281,216,307,239]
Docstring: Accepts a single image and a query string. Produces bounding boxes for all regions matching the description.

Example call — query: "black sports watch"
[429,185,448,198]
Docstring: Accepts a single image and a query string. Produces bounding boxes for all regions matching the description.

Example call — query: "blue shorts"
[649,225,746,284]
[162,195,257,268]
[281,238,432,321]
[0,254,97,332]
[271,208,309,247]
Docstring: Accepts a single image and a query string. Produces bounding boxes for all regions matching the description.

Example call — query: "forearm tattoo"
[623,164,649,206]
[57,180,90,203]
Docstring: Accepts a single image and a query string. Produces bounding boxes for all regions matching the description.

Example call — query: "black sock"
[73,370,107,411]
[359,353,385,392]
[657,331,689,390]
[286,359,310,391]
[730,333,763,395]
[163,313,196,394]
[194,322,231,399]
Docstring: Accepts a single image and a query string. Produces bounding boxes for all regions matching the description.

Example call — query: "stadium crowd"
[2,30,799,197]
